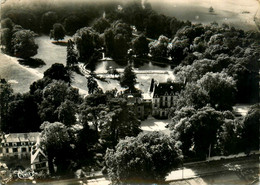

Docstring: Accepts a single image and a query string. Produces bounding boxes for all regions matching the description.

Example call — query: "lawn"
[140,116,171,136]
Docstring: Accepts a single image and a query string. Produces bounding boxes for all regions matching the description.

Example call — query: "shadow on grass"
[18,58,46,68]
[51,41,68,46]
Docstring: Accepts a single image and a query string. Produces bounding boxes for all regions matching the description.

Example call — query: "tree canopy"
[105,131,182,184]
[120,65,137,91]
[73,27,102,63]
[0,80,14,132]
[43,63,72,84]
[40,11,58,34]
[11,29,38,58]
[50,23,66,41]
[132,34,149,57]
[40,121,73,174]
[170,106,225,158]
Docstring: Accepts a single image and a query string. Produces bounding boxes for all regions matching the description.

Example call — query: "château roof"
[153,83,183,97]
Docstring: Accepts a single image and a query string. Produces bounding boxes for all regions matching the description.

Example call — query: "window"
[22,148,27,152]
[13,148,18,153]
[5,148,9,153]
[165,96,167,101]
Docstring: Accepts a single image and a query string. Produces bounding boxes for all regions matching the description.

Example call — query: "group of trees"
[1,18,38,59]
[0,62,143,175]
[169,104,259,159]
[164,23,259,160]
[105,132,182,184]
[1,2,106,34]
[0,63,78,133]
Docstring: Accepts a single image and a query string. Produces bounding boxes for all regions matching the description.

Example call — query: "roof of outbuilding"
[31,147,48,164]
[1,132,40,143]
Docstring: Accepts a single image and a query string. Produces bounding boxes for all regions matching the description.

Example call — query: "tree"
[169,17,188,36]
[40,11,58,34]
[38,81,81,123]
[50,23,66,41]
[173,82,209,111]
[168,37,190,64]
[112,21,132,41]
[132,34,149,57]
[79,93,108,132]
[104,22,132,61]
[74,122,99,166]
[104,28,115,58]
[63,15,82,35]
[176,24,204,42]
[56,100,77,126]
[0,28,12,53]
[240,104,259,152]
[4,10,37,31]
[43,63,72,84]
[86,50,102,72]
[0,80,13,132]
[11,30,38,59]
[87,76,99,94]
[40,121,73,175]
[170,106,225,158]
[149,35,170,59]
[198,72,237,110]
[92,17,111,33]
[120,65,137,91]
[227,57,258,103]
[105,132,182,184]
[113,33,129,60]
[216,118,243,155]
[1,18,14,53]
[73,27,102,62]
[120,0,144,30]
[144,13,169,39]
[4,93,41,133]
[174,58,216,83]
[1,18,14,30]
[66,39,77,67]
[100,98,141,148]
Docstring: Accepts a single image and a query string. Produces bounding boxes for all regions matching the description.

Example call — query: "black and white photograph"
[0,0,259,184]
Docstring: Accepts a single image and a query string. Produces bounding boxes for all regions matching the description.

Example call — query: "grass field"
[151,0,259,31]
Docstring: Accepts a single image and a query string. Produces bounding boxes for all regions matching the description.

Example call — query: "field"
[151,0,259,31]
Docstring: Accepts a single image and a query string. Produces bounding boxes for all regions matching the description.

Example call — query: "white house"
[0,132,40,159]
[150,81,183,118]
